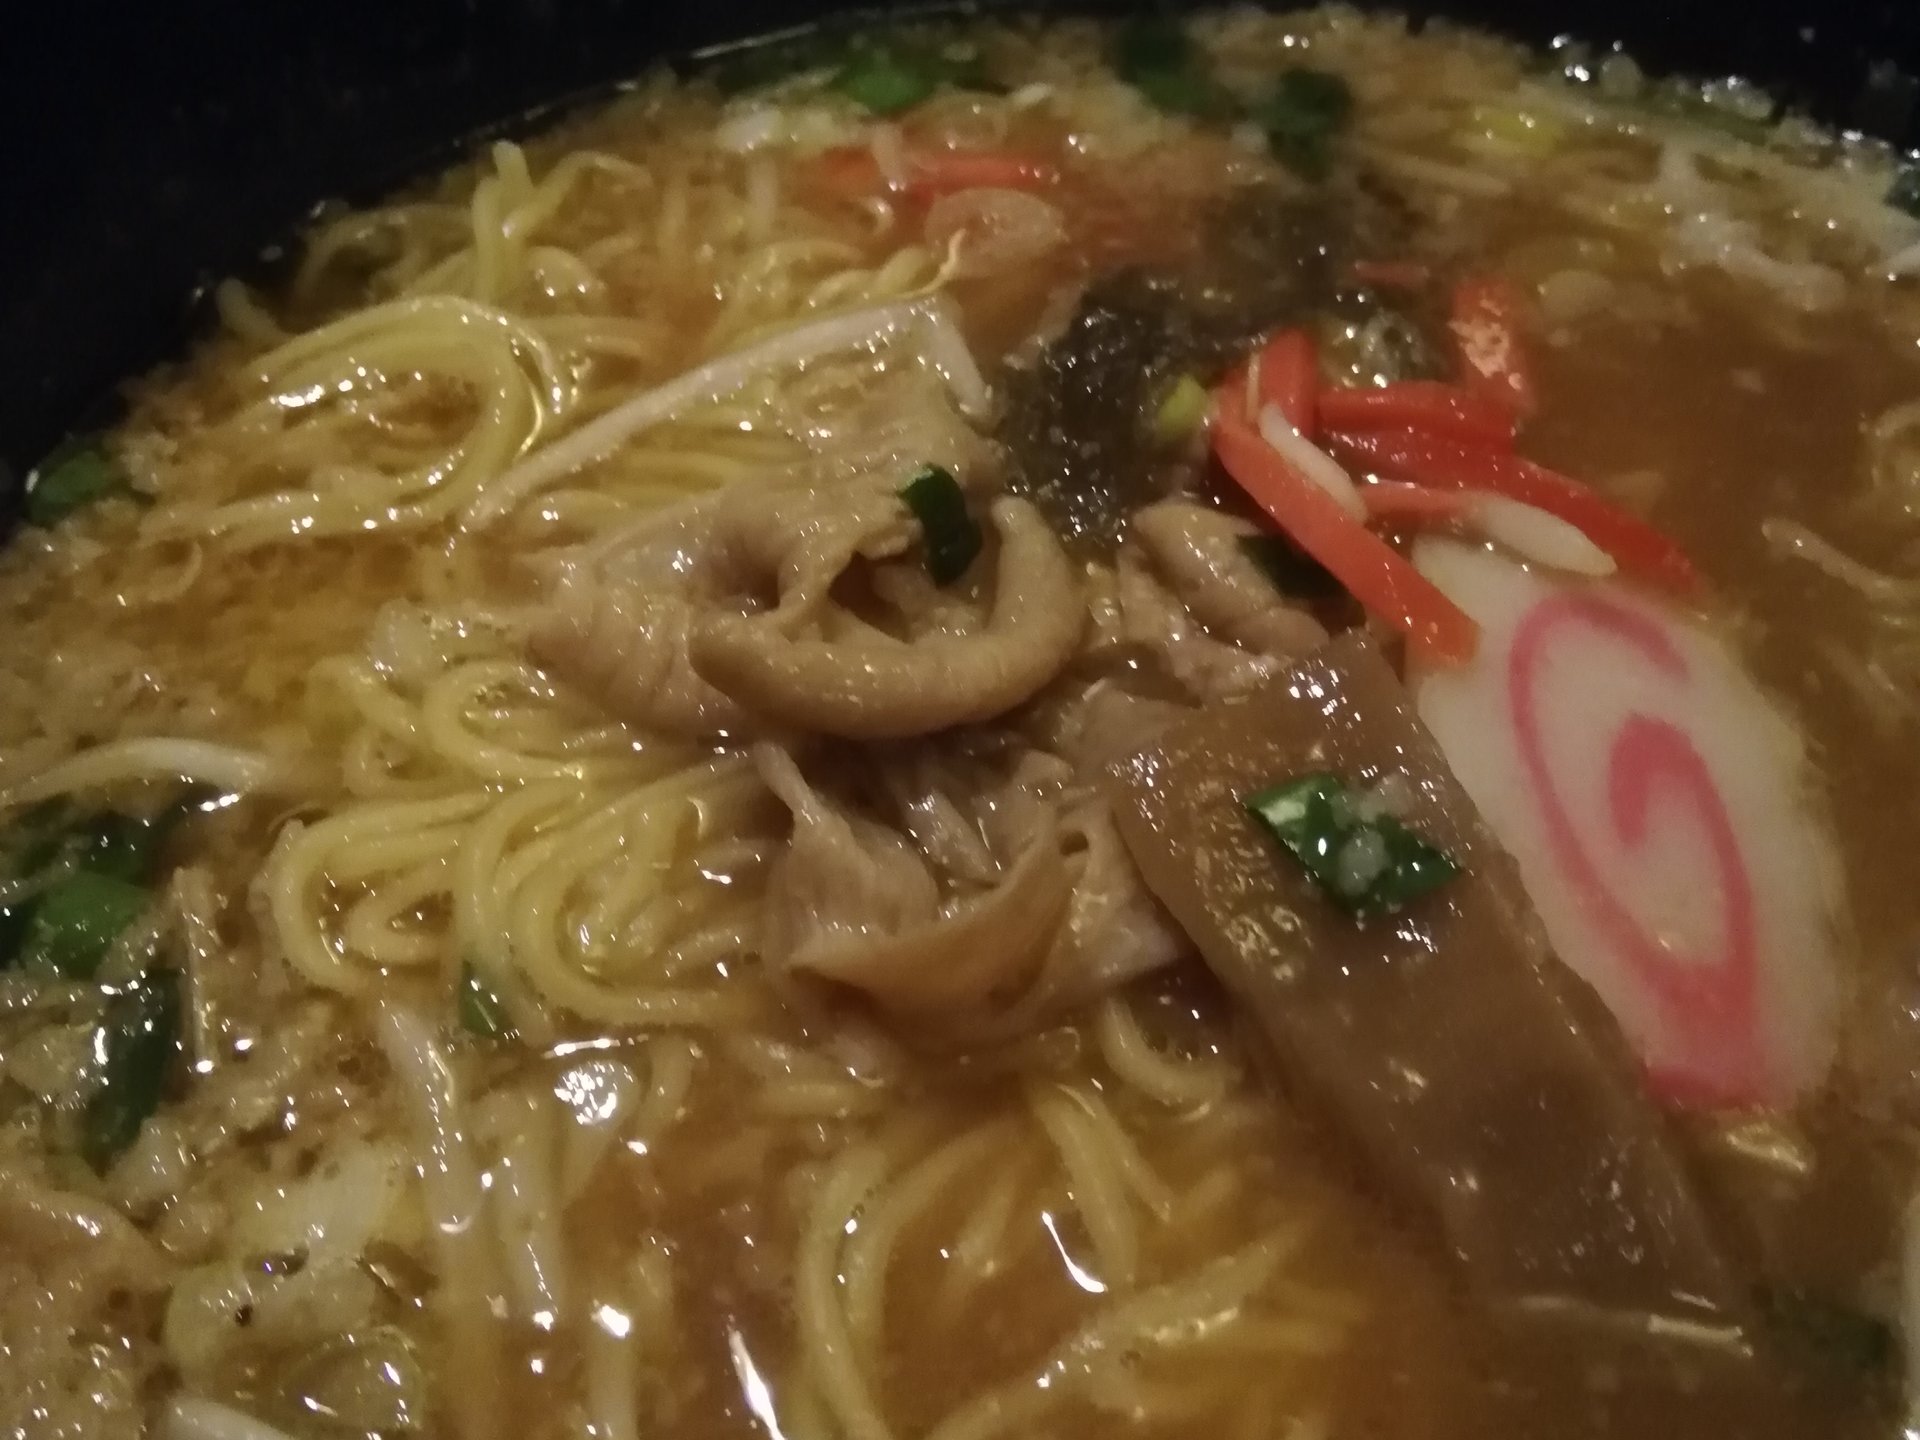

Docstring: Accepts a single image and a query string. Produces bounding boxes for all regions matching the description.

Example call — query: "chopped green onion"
[1239,533,1345,600]
[830,37,994,115]
[79,806,191,885]
[1244,771,1458,916]
[459,962,517,1040]
[900,466,983,585]
[1111,22,1358,171]
[1113,17,1237,119]
[1114,15,1192,79]
[26,442,129,527]
[82,968,181,1172]
[0,904,29,970]
[19,872,151,979]
[1888,165,1920,220]
[833,45,939,115]
[707,25,993,106]
[1153,375,1210,444]
[1760,1287,1895,1374]
[1256,67,1354,180]
[1134,65,1233,119]
[0,794,198,975]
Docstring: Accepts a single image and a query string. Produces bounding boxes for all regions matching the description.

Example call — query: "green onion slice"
[1153,374,1210,444]
[0,794,201,972]
[900,466,983,585]
[83,968,182,1172]
[26,442,129,527]
[831,37,994,115]
[833,46,939,115]
[0,903,30,970]
[1256,67,1354,180]
[1113,17,1237,119]
[1109,24,1356,179]
[1244,771,1458,916]
[1888,165,1920,221]
[459,961,517,1040]
[20,872,152,979]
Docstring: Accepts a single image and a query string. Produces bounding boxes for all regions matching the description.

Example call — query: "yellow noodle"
[291,202,468,305]
[1029,1084,1144,1288]
[923,1231,1296,1440]
[1064,1086,1178,1220]
[262,791,493,993]
[418,659,646,784]
[213,278,287,346]
[113,540,206,608]
[1031,1081,1178,1290]
[455,780,593,978]
[319,823,477,883]
[1094,994,1234,1111]
[1816,633,1920,735]
[470,175,509,303]
[630,1035,699,1147]
[338,855,455,967]
[842,1122,1013,1357]
[318,658,427,749]
[1174,1165,1244,1232]
[665,914,760,974]
[938,1152,1035,1314]
[582,1318,642,1440]
[1764,517,1920,605]
[146,297,567,548]
[796,1140,899,1440]
[726,1034,889,1119]
[778,1370,839,1440]
[1868,398,1920,497]
[490,762,762,1026]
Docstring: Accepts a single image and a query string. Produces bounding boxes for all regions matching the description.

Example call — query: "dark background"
[4,0,1919,497]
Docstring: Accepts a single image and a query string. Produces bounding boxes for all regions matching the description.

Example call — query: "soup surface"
[7,10,1920,1440]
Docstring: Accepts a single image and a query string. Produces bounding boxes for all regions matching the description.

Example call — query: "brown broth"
[5,13,1920,1440]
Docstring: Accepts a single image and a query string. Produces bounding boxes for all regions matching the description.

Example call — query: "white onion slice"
[913,296,991,419]
[714,106,784,154]
[1469,494,1617,576]
[1256,404,1366,521]
[163,1398,300,1440]
[744,156,779,241]
[0,738,299,809]
[868,123,911,191]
